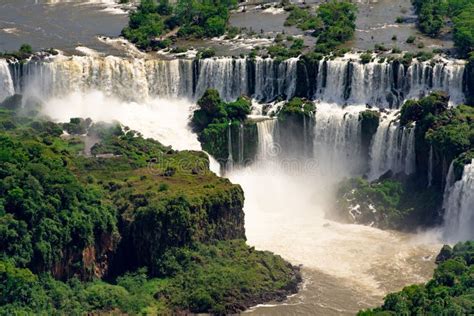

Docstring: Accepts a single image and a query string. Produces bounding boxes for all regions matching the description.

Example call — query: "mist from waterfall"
[41,90,201,151]
[443,160,474,242]
[228,110,439,314]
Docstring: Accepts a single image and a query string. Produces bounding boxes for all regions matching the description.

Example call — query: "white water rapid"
[3,54,466,106]
[443,160,474,243]
[368,111,416,180]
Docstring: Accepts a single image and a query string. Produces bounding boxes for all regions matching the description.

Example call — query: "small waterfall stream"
[238,123,245,165]
[368,113,416,181]
[256,119,277,161]
[443,160,474,242]
[227,122,234,172]
[428,146,434,187]
[0,59,14,102]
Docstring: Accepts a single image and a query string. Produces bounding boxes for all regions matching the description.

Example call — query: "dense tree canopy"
[285,0,357,53]
[412,0,474,56]
[0,98,299,314]
[359,241,474,315]
[122,0,236,50]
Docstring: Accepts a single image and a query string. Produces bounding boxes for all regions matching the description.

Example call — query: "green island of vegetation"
[284,0,357,54]
[412,0,474,56]
[335,92,473,230]
[359,241,474,315]
[0,95,301,314]
[122,0,236,50]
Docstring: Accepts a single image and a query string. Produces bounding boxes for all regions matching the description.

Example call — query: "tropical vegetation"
[0,95,300,314]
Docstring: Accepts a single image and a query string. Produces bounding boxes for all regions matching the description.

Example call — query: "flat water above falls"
[0,0,128,54]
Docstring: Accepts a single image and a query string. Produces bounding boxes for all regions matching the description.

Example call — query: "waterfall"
[443,160,474,242]
[253,57,298,102]
[227,123,234,171]
[303,113,308,155]
[317,60,349,104]
[256,119,277,161]
[194,57,248,102]
[1,54,465,108]
[312,104,365,178]
[368,113,416,180]
[238,123,244,164]
[0,60,14,102]
[313,56,465,107]
[348,60,395,106]
[428,146,433,187]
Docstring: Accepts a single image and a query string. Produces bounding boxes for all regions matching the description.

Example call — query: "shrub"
[406,35,416,43]
[360,53,373,64]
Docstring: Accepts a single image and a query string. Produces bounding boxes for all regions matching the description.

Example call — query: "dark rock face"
[464,58,474,105]
[109,183,246,277]
[359,110,380,157]
[435,245,453,264]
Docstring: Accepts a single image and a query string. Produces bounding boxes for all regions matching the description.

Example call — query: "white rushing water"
[368,111,416,180]
[443,160,474,242]
[313,103,365,178]
[230,126,439,314]
[0,60,14,102]
[41,90,201,151]
[3,54,466,106]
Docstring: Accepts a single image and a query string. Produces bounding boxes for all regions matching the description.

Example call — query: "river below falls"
[229,166,441,315]
[38,93,443,314]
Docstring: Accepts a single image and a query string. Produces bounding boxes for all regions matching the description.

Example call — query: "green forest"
[412,0,474,56]
[0,96,300,314]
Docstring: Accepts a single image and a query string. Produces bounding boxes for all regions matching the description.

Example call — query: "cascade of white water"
[0,60,15,102]
[195,57,248,102]
[349,61,388,105]
[368,113,416,180]
[283,57,298,99]
[3,54,466,108]
[256,119,277,161]
[317,60,348,104]
[428,146,434,187]
[238,123,244,164]
[227,123,234,171]
[312,104,365,178]
[315,57,465,107]
[443,159,474,242]
[404,126,416,175]
[146,58,193,98]
[253,57,298,102]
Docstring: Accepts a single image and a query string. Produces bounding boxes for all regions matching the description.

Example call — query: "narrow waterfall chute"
[442,160,474,242]
[256,118,277,161]
[0,60,15,102]
[428,146,434,187]
[313,103,365,178]
[226,122,234,172]
[368,112,416,181]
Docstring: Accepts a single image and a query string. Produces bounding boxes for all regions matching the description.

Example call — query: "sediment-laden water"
[1,52,472,314]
